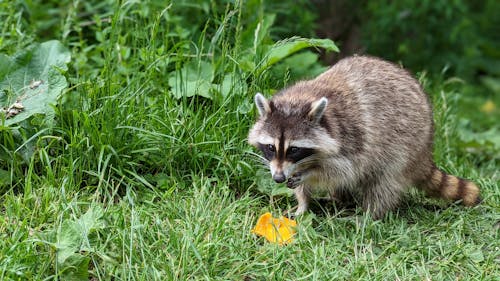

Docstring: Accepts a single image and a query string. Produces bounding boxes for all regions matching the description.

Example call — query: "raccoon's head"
[248,92,340,187]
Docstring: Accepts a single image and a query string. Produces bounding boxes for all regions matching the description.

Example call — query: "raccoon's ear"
[254,93,271,117]
[308,97,328,123]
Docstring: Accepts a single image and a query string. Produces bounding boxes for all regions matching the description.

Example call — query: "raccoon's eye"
[286,146,315,162]
[267,144,276,152]
[257,143,276,160]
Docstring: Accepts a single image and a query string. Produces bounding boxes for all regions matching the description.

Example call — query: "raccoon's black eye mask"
[257,143,315,163]
[286,147,315,163]
[258,143,276,160]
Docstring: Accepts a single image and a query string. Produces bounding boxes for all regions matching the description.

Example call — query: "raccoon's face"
[248,92,340,188]
[256,135,317,186]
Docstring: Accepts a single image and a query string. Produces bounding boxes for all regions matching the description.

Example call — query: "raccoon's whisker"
[245,151,269,165]
[295,157,319,166]
[246,151,267,161]
[254,162,269,170]
[245,157,268,170]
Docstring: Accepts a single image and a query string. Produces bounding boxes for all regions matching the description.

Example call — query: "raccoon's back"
[318,56,434,163]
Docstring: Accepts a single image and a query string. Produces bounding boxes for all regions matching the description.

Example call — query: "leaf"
[270,186,294,197]
[237,100,252,114]
[457,119,500,158]
[56,206,104,265]
[254,169,293,197]
[257,37,339,73]
[77,205,105,235]
[239,13,275,52]
[458,126,500,151]
[37,206,104,280]
[272,51,327,81]
[252,14,276,51]
[218,73,248,99]
[168,80,213,99]
[56,220,83,265]
[466,248,485,263]
[281,51,320,69]
[59,254,90,281]
[168,60,214,99]
[0,40,71,126]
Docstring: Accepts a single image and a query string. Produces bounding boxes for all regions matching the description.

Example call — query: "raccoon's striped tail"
[422,165,481,206]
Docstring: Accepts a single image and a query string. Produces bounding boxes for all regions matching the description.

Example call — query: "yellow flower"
[480,100,496,114]
[251,212,297,245]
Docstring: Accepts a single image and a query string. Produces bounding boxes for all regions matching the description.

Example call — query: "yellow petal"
[481,100,495,114]
[252,212,297,245]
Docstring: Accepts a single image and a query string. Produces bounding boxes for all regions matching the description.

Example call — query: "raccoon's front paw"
[286,173,303,188]
[286,176,302,188]
[291,205,308,218]
[284,205,307,219]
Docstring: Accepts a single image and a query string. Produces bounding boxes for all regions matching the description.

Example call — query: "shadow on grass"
[305,193,456,222]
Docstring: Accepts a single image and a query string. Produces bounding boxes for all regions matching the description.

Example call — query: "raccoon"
[248,55,481,219]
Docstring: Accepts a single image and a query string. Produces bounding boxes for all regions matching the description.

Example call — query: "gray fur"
[248,55,480,219]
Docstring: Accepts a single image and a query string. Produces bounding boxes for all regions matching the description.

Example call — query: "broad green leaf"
[77,205,105,234]
[237,54,256,72]
[168,79,213,99]
[257,37,339,73]
[168,60,214,99]
[239,13,275,52]
[56,206,104,265]
[282,51,320,69]
[253,14,276,51]
[255,169,293,198]
[59,254,90,281]
[0,40,71,126]
[237,100,252,114]
[272,51,328,81]
[457,119,500,156]
[170,60,213,82]
[219,73,248,99]
[271,185,294,197]
[0,54,16,81]
[56,220,82,265]
[466,248,485,263]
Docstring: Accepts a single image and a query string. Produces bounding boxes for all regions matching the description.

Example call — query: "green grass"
[1,0,499,280]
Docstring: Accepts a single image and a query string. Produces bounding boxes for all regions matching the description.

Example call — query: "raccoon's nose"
[273,173,286,183]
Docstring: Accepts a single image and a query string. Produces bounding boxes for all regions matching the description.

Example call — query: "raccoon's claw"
[284,206,299,219]
[286,173,302,188]
[284,205,307,218]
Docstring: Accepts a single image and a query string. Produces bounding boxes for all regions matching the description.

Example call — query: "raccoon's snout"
[273,173,286,183]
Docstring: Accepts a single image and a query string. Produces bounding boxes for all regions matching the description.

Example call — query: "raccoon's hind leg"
[362,175,406,219]
[293,184,312,216]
